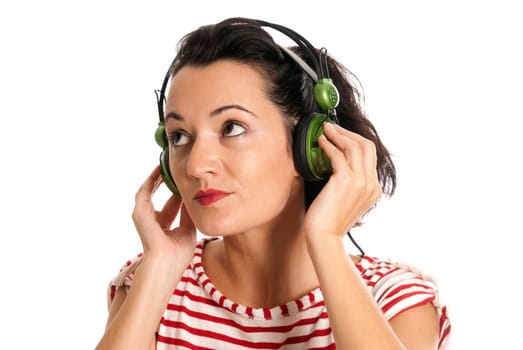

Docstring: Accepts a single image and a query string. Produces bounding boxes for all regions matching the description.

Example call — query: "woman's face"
[164,60,303,236]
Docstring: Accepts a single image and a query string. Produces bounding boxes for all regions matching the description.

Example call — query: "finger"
[151,166,164,193]
[330,124,378,172]
[135,166,162,203]
[320,124,362,174]
[322,123,359,158]
[158,194,183,228]
[322,123,372,175]
[132,167,164,234]
[317,133,348,173]
[323,125,382,203]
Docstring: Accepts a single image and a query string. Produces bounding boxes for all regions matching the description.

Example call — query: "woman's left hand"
[304,123,382,240]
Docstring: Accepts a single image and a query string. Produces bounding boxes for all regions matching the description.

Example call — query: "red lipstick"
[193,189,231,206]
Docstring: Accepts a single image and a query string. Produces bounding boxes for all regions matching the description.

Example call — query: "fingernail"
[324,122,336,132]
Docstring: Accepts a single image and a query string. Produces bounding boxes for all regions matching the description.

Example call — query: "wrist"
[138,253,185,285]
[305,232,345,258]
[305,229,344,246]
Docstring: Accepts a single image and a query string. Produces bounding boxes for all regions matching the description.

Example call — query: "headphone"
[154,19,341,197]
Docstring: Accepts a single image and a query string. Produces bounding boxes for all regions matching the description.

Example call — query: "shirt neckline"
[191,238,326,320]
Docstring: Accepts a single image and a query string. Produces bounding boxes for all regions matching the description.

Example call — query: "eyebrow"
[165,104,258,121]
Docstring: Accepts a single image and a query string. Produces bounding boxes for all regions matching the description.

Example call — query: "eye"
[168,130,190,147]
[222,121,246,137]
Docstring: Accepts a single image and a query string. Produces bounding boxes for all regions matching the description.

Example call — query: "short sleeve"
[106,253,143,310]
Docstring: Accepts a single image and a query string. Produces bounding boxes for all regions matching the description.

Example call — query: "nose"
[186,136,222,180]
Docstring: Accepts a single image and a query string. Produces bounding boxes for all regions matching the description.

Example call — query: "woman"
[96,17,450,349]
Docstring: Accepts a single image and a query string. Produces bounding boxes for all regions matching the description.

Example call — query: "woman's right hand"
[97,166,196,350]
[132,166,197,267]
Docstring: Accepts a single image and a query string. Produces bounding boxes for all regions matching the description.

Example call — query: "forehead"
[166,60,269,108]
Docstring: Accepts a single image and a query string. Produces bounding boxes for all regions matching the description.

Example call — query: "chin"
[197,229,223,238]
[198,217,271,238]
[197,223,244,237]
[194,218,241,237]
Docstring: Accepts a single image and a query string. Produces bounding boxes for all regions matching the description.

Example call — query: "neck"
[223,229,318,308]
[202,199,319,308]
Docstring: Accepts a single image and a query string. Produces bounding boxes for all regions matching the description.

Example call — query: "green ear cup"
[159,148,181,198]
[155,122,168,149]
[313,78,340,112]
[293,113,333,181]
[155,125,181,197]
[306,114,333,179]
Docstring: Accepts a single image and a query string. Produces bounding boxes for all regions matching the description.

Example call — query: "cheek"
[237,142,297,195]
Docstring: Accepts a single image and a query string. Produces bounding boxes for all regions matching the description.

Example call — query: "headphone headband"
[155,19,334,124]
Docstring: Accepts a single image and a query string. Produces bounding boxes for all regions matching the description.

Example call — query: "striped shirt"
[108,239,451,349]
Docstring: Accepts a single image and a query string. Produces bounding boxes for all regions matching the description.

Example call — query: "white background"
[1,1,521,349]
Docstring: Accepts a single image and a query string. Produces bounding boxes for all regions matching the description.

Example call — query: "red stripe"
[309,343,337,350]
[366,266,400,287]
[201,278,211,287]
[382,289,434,314]
[158,321,332,349]
[309,291,316,304]
[156,335,213,350]
[359,259,397,276]
[384,294,435,317]
[172,289,220,308]
[280,304,289,316]
[263,307,271,320]
[109,285,116,303]
[439,306,448,329]
[438,306,451,349]
[281,328,332,346]
[179,275,200,287]
[438,324,451,349]
[374,266,399,278]
[164,304,328,333]
[378,281,433,304]
[362,268,396,286]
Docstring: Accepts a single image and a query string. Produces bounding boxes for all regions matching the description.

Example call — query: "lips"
[193,189,231,206]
